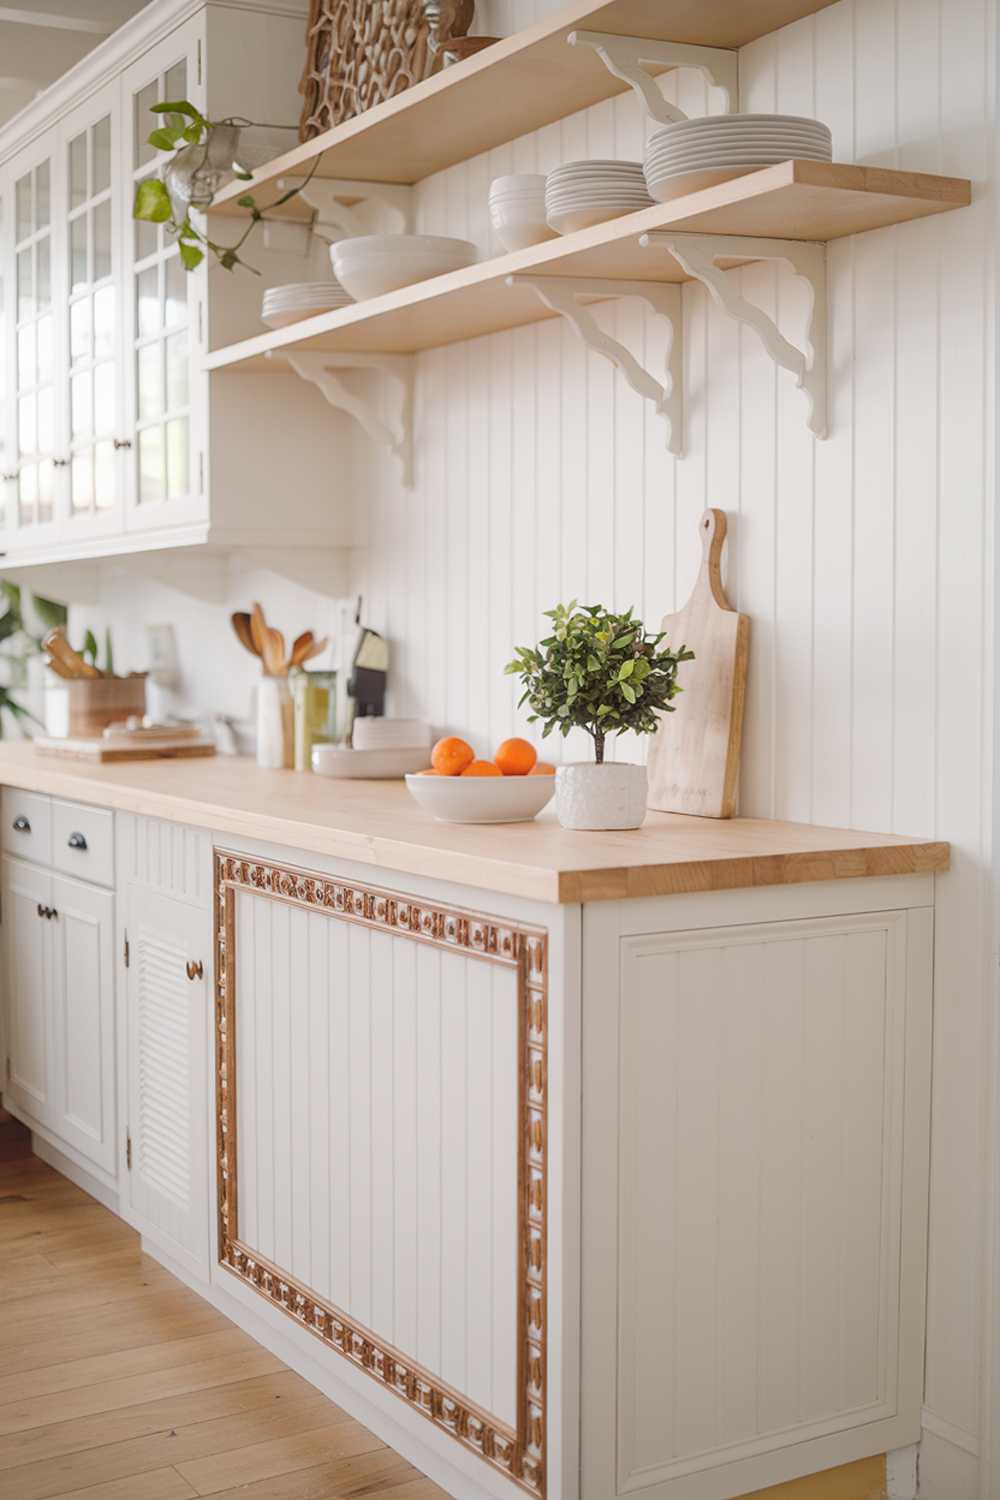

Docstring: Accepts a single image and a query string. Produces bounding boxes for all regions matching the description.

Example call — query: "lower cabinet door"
[2,856,53,1128]
[48,872,115,1175]
[124,883,211,1280]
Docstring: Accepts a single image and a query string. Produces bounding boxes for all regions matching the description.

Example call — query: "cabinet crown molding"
[0,0,308,168]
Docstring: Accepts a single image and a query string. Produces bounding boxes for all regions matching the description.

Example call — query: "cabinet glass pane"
[166,418,188,497]
[165,256,186,327]
[19,463,37,517]
[37,389,53,453]
[164,61,187,106]
[138,426,164,503]
[136,267,160,337]
[134,80,159,168]
[71,372,92,438]
[138,344,163,420]
[17,327,35,388]
[36,162,50,229]
[135,217,157,261]
[36,239,51,311]
[37,315,53,382]
[93,201,111,282]
[71,453,93,512]
[15,175,31,242]
[93,286,114,359]
[69,133,87,209]
[18,397,35,454]
[70,299,91,364]
[70,218,88,295]
[95,440,114,509]
[93,117,111,194]
[37,459,53,522]
[166,333,188,409]
[17,250,33,321]
[94,363,114,434]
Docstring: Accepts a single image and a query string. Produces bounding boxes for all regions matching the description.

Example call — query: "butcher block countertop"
[0,744,949,905]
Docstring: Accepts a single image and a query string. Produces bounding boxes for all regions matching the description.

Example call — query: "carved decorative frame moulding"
[214,851,548,1495]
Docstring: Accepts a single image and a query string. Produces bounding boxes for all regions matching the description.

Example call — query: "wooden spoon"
[289,631,314,668]
[261,628,286,678]
[299,635,329,665]
[249,602,269,657]
[231,612,260,659]
[43,628,101,680]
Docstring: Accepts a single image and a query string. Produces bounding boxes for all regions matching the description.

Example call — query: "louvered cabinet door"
[125,883,210,1280]
[48,872,115,1175]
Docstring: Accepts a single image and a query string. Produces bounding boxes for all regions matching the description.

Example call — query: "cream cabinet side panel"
[581,898,933,1500]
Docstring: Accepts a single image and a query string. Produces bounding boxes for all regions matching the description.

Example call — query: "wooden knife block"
[63,677,147,737]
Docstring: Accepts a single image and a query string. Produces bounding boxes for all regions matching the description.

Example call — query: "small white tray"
[311,745,430,779]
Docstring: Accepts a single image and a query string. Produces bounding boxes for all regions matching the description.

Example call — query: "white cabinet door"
[57,81,125,544]
[49,872,115,1174]
[120,24,207,536]
[2,856,52,1125]
[124,881,211,1280]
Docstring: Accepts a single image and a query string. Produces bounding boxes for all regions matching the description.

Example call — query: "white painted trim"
[919,1428,981,1500]
[922,1409,982,1458]
[887,1445,918,1500]
[0,0,307,165]
[28,1128,120,1213]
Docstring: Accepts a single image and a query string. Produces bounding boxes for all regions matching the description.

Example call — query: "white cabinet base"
[29,1130,120,1213]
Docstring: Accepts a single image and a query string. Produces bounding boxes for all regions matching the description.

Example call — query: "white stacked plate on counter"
[643,114,833,202]
[261,279,353,329]
[545,159,655,235]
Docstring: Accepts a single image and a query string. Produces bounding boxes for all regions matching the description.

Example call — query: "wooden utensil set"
[42,628,138,682]
[231,604,328,677]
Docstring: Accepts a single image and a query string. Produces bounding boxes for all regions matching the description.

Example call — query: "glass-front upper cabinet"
[122,27,206,534]
[60,86,123,539]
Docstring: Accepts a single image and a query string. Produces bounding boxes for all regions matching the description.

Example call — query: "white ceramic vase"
[554,761,648,830]
[256,677,292,769]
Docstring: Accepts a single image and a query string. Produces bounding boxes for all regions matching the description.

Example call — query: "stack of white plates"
[544,160,655,236]
[261,280,353,329]
[351,717,432,751]
[644,113,833,202]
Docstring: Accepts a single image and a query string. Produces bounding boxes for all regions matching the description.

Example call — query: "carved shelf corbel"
[641,231,829,439]
[274,177,413,242]
[267,350,414,485]
[508,274,683,455]
[566,30,739,122]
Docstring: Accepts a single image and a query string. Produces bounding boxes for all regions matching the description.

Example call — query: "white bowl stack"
[488,174,556,252]
[330,234,478,301]
[544,160,654,236]
[643,113,833,202]
[261,279,353,329]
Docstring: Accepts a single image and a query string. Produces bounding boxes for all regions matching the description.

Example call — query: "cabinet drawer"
[51,801,114,888]
[1,790,52,867]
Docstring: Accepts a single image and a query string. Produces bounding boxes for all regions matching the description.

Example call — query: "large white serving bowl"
[330,234,478,300]
[405,771,555,824]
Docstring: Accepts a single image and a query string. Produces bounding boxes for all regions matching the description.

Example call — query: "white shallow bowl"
[330,235,478,300]
[405,772,555,824]
[312,745,429,779]
[490,173,547,194]
[352,716,431,750]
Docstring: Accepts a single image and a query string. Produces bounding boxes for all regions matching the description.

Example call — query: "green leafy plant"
[0,583,68,737]
[132,101,309,274]
[506,602,694,765]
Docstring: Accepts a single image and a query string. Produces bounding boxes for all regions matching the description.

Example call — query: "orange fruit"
[431,736,475,776]
[461,760,503,777]
[528,761,555,776]
[494,737,538,776]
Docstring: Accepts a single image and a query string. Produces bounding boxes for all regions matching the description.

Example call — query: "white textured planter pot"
[554,762,648,830]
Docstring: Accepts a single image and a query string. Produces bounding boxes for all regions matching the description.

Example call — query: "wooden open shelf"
[208,0,842,217]
[204,161,970,372]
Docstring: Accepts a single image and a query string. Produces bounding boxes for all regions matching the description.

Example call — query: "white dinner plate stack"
[643,114,833,202]
[261,279,353,329]
[545,160,654,235]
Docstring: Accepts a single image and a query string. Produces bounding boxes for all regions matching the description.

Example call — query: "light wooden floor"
[0,1130,446,1500]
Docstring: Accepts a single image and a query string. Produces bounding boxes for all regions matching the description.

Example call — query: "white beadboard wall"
[82,0,996,1490]
[347,0,996,1490]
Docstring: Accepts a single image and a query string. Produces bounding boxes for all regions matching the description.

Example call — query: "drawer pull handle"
[186,959,203,981]
[48,908,57,920]
[113,438,132,450]
[36,905,57,919]
[13,816,30,833]
[36,902,45,918]
[67,832,88,850]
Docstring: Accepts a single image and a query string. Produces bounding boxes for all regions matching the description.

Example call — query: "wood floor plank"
[204,1449,418,1500]
[0,1329,256,1407]
[0,1289,227,1368]
[36,1466,198,1500]
[0,1264,177,1328]
[176,1419,386,1495]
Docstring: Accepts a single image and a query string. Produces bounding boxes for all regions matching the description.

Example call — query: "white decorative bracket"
[641,231,829,439]
[267,349,415,485]
[508,274,683,455]
[566,30,739,123]
[275,177,413,242]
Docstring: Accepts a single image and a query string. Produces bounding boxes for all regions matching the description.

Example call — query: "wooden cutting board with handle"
[646,508,750,819]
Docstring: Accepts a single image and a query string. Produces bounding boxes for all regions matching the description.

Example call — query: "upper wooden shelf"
[204,161,971,372]
[208,0,841,216]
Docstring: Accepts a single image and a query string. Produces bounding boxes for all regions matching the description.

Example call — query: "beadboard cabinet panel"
[581,904,932,1500]
[232,885,521,1429]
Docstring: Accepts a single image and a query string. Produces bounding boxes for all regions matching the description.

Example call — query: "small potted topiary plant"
[506,602,694,830]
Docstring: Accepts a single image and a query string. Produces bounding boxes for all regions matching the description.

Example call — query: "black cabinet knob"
[13,816,30,833]
[67,832,87,850]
